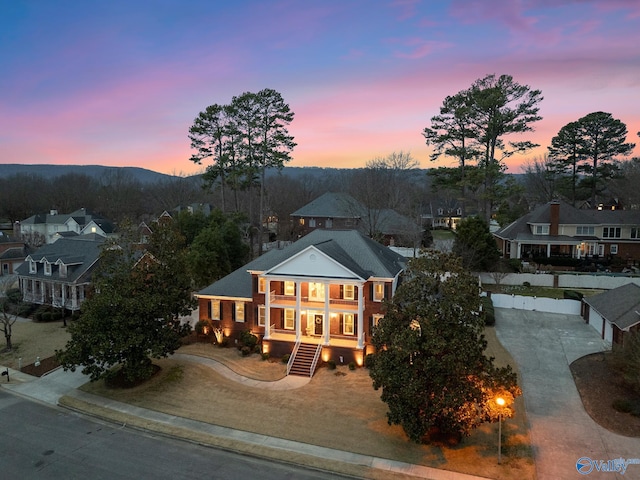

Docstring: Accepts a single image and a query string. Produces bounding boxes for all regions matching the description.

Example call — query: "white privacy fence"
[489,293,581,315]
[479,272,640,290]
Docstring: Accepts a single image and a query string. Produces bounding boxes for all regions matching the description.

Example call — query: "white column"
[295,280,301,341]
[323,281,330,345]
[357,282,364,349]
[517,242,522,259]
[547,243,551,257]
[264,278,271,340]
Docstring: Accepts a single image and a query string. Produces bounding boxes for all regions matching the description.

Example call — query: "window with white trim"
[343,313,354,335]
[631,227,640,239]
[258,306,266,326]
[258,277,266,293]
[284,309,295,330]
[44,261,52,276]
[59,263,67,278]
[309,218,316,227]
[211,300,220,320]
[284,281,295,296]
[373,282,385,302]
[576,226,595,235]
[534,225,549,235]
[326,218,333,228]
[235,302,245,322]
[610,244,618,255]
[602,227,621,238]
[29,260,36,274]
[372,314,384,327]
[343,284,354,300]
[309,282,325,301]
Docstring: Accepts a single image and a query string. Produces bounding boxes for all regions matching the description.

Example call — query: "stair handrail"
[286,340,301,375]
[309,344,322,377]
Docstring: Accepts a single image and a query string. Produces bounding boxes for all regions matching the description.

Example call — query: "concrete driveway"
[495,308,640,479]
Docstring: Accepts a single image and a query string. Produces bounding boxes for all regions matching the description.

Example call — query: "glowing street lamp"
[496,396,505,464]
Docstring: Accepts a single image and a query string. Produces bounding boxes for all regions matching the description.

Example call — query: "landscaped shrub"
[612,398,634,414]
[240,330,258,350]
[326,359,336,370]
[563,290,584,301]
[522,281,531,288]
[508,259,522,272]
[348,361,356,370]
[364,353,375,369]
[240,346,252,357]
[261,352,270,361]
[41,312,53,322]
[52,311,62,321]
[481,296,495,326]
[281,353,290,364]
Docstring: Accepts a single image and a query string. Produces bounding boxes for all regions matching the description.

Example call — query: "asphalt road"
[0,390,350,480]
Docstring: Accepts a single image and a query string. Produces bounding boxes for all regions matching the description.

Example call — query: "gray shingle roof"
[198,229,406,298]
[291,192,363,218]
[584,283,640,330]
[16,235,105,284]
[494,201,598,241]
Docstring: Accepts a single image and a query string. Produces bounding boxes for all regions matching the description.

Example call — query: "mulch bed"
[570,352,640,437]
[21,356,61,377]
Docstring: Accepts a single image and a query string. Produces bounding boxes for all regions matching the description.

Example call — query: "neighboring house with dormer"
[18,208,114,246]
[15,235,105,311]
[195,229,406,374]
[581,283,640,346]
[291,192,422,247]
[493,200,640,263]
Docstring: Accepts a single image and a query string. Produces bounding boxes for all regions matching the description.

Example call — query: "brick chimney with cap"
[550,201,560,236]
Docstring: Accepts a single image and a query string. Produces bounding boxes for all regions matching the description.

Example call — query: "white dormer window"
[457,208,462,216]
[309,218,316,228]
[438,208,444,215]
[44,261,52,276]
[29,259,37,274]
[534,225,549,235]
[59,263,67,278]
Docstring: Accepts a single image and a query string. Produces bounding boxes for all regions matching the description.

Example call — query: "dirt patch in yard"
[571,352,640,437]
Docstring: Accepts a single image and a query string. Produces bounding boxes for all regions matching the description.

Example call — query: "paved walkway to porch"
[173,353,311,390]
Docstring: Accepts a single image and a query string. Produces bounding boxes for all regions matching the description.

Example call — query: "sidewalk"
[1,361,490,480]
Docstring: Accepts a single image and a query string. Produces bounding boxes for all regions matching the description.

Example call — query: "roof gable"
[267,245,364,280]
[585,283,640,330]
[291,192,363,218]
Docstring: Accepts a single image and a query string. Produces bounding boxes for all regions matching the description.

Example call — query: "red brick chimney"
[550,201,559,235]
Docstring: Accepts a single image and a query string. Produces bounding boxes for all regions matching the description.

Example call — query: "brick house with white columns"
[195,229,406,371]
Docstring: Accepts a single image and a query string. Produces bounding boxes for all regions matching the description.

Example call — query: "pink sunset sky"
[1,1,639,176]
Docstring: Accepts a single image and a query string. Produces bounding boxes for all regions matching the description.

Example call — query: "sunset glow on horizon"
[2,1,639,176]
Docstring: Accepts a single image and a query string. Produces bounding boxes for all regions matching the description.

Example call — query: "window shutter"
[339,285,344,299]
[385,283,392,300]
[207,301,212,320]
[232,303,235,321]
[370,283,373,300]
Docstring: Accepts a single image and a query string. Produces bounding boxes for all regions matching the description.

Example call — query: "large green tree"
[253,88,296,255]
[468,74,543,220]
[574,112,634,207]
[188,103,237,212]
[57,222,194,383]
[187,211,250,288]
[369,252,520,443]
[423,91,479,215]
[453,216,500,271]
[547,121,583,206]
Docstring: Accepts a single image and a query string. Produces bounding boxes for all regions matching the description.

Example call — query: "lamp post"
[496,396,505,464]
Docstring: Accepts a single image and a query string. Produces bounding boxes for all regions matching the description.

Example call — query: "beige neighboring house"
[18,208,114,245]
